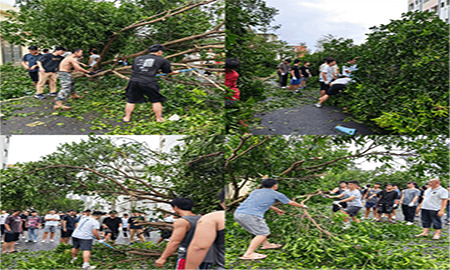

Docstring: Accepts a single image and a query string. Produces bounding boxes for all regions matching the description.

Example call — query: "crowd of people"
[0,196,225,270]
[20,44,185,123]
[327,178,449,239]
[276,57,358,108]
[232,178,449,261]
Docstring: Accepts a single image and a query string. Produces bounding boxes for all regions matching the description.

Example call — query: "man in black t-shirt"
[123,44,179,123]
[299,62,311,89]
[102,211,122,244]
[61,210,79,244]
[36,46,66,99]
[289,59,302,92]
[369,183,399,223]
[128,211,145,244]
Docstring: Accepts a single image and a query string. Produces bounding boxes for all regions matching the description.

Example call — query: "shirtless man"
[54,48,93,110]
[185,211,225,270]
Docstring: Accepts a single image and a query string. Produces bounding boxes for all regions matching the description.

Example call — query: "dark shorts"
[104,229,118,240]
[332,201,347,212]
[320,82,329,91]
[343,206,362,217]
[125,80,166,104]
[0,224,5,235]
[29,71,39,82]
[365,202,377,208]
[326,84,346,96]
[4,232,20,242]
[61,229,74,238]
[72,237,93,251]
[378,203,394,214]
[290,78,301,85]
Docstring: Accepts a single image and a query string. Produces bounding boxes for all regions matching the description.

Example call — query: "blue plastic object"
[92,236,115,249]
[334,125,356,135]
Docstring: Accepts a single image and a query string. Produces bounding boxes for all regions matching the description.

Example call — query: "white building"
[408,0,450,22]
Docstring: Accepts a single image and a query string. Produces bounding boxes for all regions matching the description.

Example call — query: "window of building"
[1,39,22,65]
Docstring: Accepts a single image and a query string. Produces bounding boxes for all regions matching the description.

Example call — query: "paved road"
[252,105,376,135]
[1,228,160,253]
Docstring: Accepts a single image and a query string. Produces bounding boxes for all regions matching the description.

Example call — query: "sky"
[6,135,183,164]
[265,0,407,51]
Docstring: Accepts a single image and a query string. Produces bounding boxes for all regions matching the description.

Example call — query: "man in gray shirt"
[330,180,362,229]
[415,179,448,240]
[399,181,420,225]
[277,59,291,88]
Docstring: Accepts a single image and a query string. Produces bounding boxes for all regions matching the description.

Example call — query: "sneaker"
[343,223,350,229]
[294,90,300,93]
[48,92,57,97]
[33,240,37,243]
[389,220,397,224]
[50,239,54,243]
[406,222,414,225]
[41,240,46,243]
[314,103,322,108]
[70,257,77,264]
[34,94,46,99]
[82,265,96,270]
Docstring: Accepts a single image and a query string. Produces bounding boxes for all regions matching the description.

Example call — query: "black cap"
[28,46,38,50]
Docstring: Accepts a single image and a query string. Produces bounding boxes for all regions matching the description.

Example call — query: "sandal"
[261,243,283,250]
[239,253,267,260]
[432,235,440,240]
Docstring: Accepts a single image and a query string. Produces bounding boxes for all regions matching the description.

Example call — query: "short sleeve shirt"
[377,190,398,204]
[300,66,310,77]
[130,54,172,84]
[319,64,329,82]
[5,215,22,232]
[103,217,122,232]
[401,188,421,206]
[129,216,144,229]
[342,189,362,207]
[291,65,301,78]
[366,188,381,203]
[22,53,42,72]
[89,54,100,67]
[72,217,100,240]
[38,53,64,72]
[62,215,79,230]
[44,214,60,226]
[235,189,291,218]
[422,186,448,211]
[27,216,40,229]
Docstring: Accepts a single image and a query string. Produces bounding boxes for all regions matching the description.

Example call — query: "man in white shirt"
[0,210,9,242]
[315,76,352,108]
[319,58,335,98]
[70,211,105,270]
[415,179,448,240]
[42,209,60,243]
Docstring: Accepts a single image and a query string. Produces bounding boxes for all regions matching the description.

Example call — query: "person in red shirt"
[225,58,241,105]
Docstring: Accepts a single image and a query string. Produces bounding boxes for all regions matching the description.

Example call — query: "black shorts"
[320,82,329,91]
[0,224,5,235]
[72,237,93,251]
[332,202,347,212]
[125,80,167,104]
[326,84,346,96]
[61,229,74,238]
[104,229,118,240]
[378,203,394,214]
[29,71,39,82]
[4,232,20,242]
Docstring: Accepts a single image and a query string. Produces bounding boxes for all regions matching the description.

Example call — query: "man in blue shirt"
[234,178,308,260]
[21,46,42,88]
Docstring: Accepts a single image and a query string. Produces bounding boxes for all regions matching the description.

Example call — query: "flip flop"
[239,254,267,260]
[261,243,283,250]
[414,234,428,238]
[432,235,440,240]
[122,116,131,123]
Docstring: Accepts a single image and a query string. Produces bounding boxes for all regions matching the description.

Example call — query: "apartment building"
[408,0,450,22]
